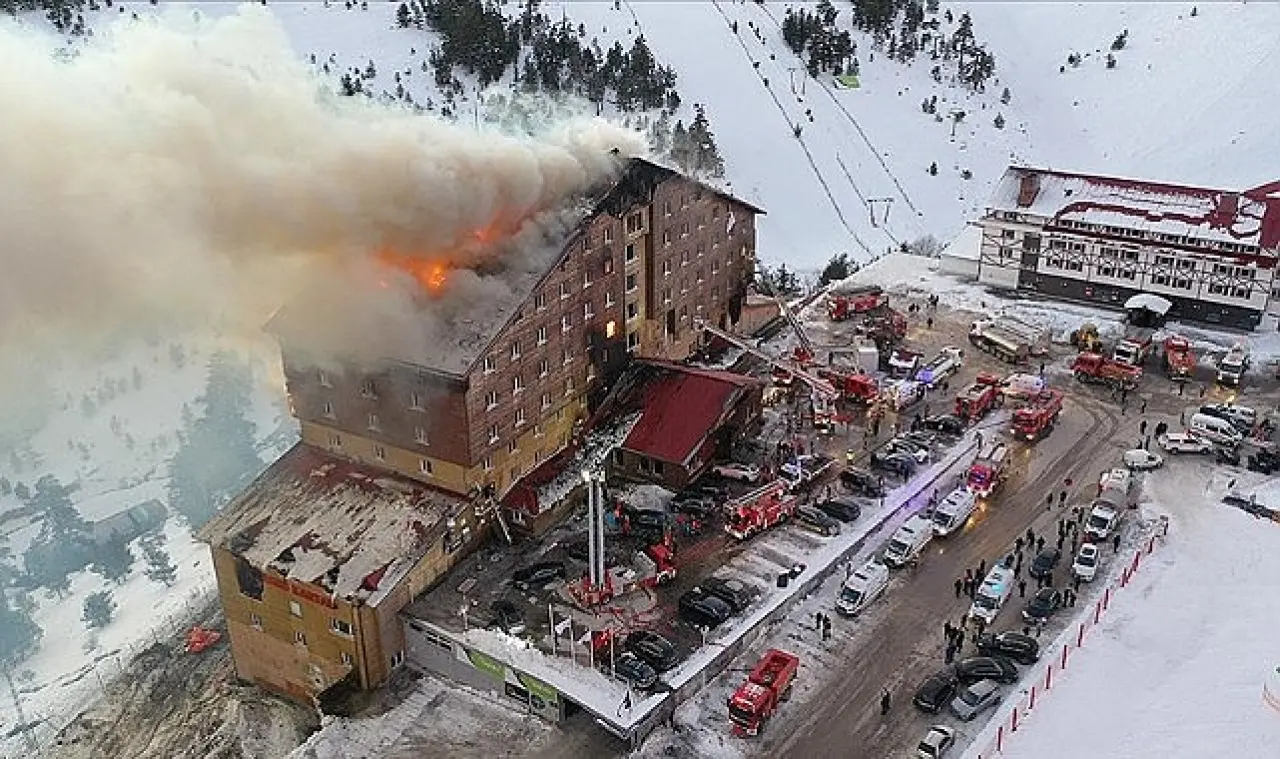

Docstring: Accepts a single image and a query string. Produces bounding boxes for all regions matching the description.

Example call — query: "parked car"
[950,679,1002,722]
[1028,548,1062,580]
[671,497,717,519]
[1158,432,1213,455]
[816,496,863,523]
[913,671,960,714]
[490,600,526,635]
[1216,447,1242,467]
[921,414,967,436]
[678,589,733,629]
[624,507,669,533]
[1123,448,1164,471]
[975,631,1040,665]
[512,561,566,591]
[954,655,1019,685]
[1199,403,1257,433]
[625,630,680,672]
[711,462,761,483]
[900,430,938,447]
[840,468,885,497]
[698,576,755,614]
[794,505,842,536]
[1022,588,1063,624]
[870,450,917,477]
[612,652,658,690]
[1072,543,1100,582]
[916,724,956,759]
[1249,450,1280,474]
[681,483,729,501]
[886,438,930,464]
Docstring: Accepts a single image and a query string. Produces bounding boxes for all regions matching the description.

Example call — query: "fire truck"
[1011,388,1064,441]
[954,373,1004,422]
[817,368,880,404]
[1161,335,1197,381]
[727,649,800,737]
[828,285,887,321]
[967,442,1010,498]
[1113,326,1155,367]
[857,308,908,350]
[1072,352,1142,390]
[568,543,677,607]
[724,481,799,540]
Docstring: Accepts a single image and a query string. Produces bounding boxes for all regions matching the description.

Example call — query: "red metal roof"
[622,361,759,466]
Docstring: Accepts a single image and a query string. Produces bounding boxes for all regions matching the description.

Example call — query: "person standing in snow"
[880,689,892,715]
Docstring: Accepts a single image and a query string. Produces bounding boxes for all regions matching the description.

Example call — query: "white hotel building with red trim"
[975,166,1280,331]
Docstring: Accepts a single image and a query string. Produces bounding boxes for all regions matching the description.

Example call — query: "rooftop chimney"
[1212,192,1240,227]
[1017,172,1041,208]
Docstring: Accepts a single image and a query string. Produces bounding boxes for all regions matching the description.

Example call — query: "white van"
[1084,503,1121,542]
[931,488,978,537]
[1002,373,1047,399]
[835,560,891,617]
[885,379,926,411]
[1188,412,1243,447]
[968,565,1015,625]
[883,515,934,568]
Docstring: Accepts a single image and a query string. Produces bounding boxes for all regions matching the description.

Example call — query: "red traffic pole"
[997,725,1005,752]
[1061,645,1069,668]
[1045,663,1053,690]
[1104,587,1112,610]
[1077,623,1085,647]
[1029,684,1037,710]
[1095,600,1103,623]
[1012,706,1020,732]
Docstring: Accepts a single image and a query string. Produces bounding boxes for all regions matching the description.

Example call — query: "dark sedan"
[913,671,960,714]
[625,630,680,672]
[698,576,755,614]
[840,468,886,498]
[816,497,863,523]
[1022,588,1063,624]
[1028,548,1062,580]
[955,655,1019,685]
[511,561,566,591]
[612,652,658,691]
[922,414,967,436]
[870,451,916,477]
[976,631,1040,665]
[678,590,733,629]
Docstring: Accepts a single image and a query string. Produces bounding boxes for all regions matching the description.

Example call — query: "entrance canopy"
[1124,293,1172,316]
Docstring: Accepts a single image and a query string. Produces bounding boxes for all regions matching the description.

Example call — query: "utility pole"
[4,665,38,754]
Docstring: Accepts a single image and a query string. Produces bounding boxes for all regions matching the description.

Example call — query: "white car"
[711,462,761,483]
[1072,543,1100,582]
[1123,448,1164,471]
[1158,432,1213,455]
[887,438,931,464]
[916,724,956,758]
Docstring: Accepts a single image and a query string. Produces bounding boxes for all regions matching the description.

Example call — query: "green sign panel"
[465,648,505,682]
[517,672,559,705]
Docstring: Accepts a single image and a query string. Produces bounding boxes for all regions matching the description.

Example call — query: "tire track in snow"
[750,2,924,220]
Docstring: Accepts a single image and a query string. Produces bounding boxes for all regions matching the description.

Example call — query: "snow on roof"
[197,443,465,607]
[988,166,1280,251]
[1124,293,1172,315]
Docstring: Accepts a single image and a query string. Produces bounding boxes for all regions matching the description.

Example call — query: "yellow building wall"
[210,547,375,698]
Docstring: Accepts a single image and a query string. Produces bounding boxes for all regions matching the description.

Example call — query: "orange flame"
[374,225,503,293]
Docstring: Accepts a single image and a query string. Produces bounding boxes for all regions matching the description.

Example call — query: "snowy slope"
[993,470,1280,759]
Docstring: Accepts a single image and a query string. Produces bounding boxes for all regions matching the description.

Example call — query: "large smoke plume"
[0,6,646,372]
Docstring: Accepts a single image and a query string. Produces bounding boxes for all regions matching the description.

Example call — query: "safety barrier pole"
[997,724,1005,751]
[1029,684,1037,710]
[1103,587,1111,610]
[1094,599,1103,623]
[1045,663,1053,691]
[1061,645,1069,669]
[1011,706,1019,732]
[1077,623,1085,647]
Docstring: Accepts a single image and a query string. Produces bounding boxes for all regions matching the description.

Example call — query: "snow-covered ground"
[981,466,1280,758]
[0,335,295,752]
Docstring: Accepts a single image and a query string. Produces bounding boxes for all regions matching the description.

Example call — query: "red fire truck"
[966,442,1010,498]
[828,286,886,321]
[1161,335,1197,381]
[954,373,1004,422]
[1072,352,1142,390]
[817,368,880,404]
[727,649,800,736]
[724,481,798,540]
[1011,388,1064,441]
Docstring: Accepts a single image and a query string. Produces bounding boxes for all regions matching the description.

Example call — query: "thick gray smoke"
[0,6,646,369]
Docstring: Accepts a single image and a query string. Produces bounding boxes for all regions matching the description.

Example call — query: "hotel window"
[485,390,498,410]
[483,355,496,373]
[625,243,637,262]
[367,413,380,431]
[662,287,672,304]
[318,370,332,388]
[537,326,548,345]
[513,374,525,393]
[663,200,671,216]
[250,613,262,631]
[627,302,639,320]
[681,221,690,237]
[583,270,593,289]
[323,401,335,418]
[541,392,551,410]
[294,631,307,646]
[696,242,705,258]
[559,282,569,299]
[603,257,614,275]
[696,268,705,283]
[561,315,572,332]
[562,348,573,365]
[565,376,574,396]
[662,230,671,246]
[625,212,643,235]
[510,340,521,360]
[508,439,519,454]
[606,290,616,307]
[488,424,500,444]
[680,251,689,266]
[414,426,429,445]
[662,260,672,276]
[711,259,720,274]
[482,456,493,472]
[584,301,594,319]
[360,379,376,398]
[535,292,546,310]
[327,433,342,449]
[539,359,549,377]
[515,408,527,427]
[409,391,423,410]
[626,273,637,292]
[627,332,640,351]
[330,619,354,637]
[420,458,433,475]
[341,652,354,666]
[289,601,303,618]
[604,227,614,244]
[373,445,386,461]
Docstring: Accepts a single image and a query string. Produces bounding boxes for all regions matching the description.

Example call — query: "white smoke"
[0,6,647,372]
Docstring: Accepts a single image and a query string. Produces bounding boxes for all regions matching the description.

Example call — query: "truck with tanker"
[727,649,800,737]
[1112,326,1156,367]
[954,373,1004,422]
[914,346,965,388]
[1072,352,1143,390]
[1011,388,1064,441]
[967,442,1010,498]
[1161,335,1197,381]
[1216,343,1250,387]
[968,316,1049,364]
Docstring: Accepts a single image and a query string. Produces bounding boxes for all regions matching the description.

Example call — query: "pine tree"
[994,113,1006,129]
[1106,53,1117,69]
[669,119,693,172]
[396,1,410,27]
[0,592,41,666]
[686,104,725,178]
[1000,86,1012,104]
[90,537,135,584]
[928,161,939,176]
[819,253,852,286]
[82,591,116,630]
[142,539,177,587]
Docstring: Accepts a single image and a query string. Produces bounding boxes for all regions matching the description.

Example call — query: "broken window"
[234,558,264,601]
